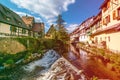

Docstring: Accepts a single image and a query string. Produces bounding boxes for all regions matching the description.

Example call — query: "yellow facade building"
[91,0,120,52]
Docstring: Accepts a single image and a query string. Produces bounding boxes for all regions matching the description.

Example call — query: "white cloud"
[66,24,79,33]
[35,17,42,22]
[47,18,57,25]
[15,11,32,17]
[14,11,42,22]
[10,0,75,24]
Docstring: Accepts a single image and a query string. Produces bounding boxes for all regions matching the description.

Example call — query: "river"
[64,43,120,80]
[2,44,120,80]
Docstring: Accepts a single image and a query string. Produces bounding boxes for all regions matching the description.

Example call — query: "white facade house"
[79,17,94,43]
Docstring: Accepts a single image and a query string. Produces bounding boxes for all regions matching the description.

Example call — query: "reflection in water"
[67,43,120,80]
[69,44,80,60]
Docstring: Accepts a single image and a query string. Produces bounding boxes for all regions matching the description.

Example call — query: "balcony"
[91,23,120,36]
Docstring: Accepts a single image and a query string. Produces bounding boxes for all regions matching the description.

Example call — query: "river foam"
[23,50,60,72]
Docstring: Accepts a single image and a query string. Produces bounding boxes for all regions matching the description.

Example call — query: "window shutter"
[113,10,117,20]
[103,19,105,25]
[108,15,110,23]
[117,7,120,20]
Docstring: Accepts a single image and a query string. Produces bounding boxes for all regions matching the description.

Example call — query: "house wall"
[0,22,29,37]
[106,32,120,52]
[102,0,120,29]
[79,17,94,43]
[0,23,11,34]
[92,0,120,52]
[18,28,29,36]
[79,35,88,43]
[94,33,106,44]
[94,31,120,52]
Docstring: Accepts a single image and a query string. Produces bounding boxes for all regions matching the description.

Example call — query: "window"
[19,22,22,25]
[10,26,17,32]
[103,15,110,25]
[100,37,102,42]
[103,2,110,13]
[95,37,98,43]
[13,17,21,25]
[113,10,117,20]
[105,37,107,40]
[22,29,26,34]
[117,7,120,20]
[6,17,10,21]
[103,19,107,25]
[108,36,110,42]
[84,35,85,39]
[106,15,110,24]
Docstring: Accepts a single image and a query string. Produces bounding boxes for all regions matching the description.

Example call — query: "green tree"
[55,14,69,41]
[56,14,65,30]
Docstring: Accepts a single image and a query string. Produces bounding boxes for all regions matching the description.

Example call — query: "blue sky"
[0,0,104,33]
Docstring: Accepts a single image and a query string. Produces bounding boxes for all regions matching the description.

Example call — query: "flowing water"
[2,44,120,80]
[5,50,60,80]
[23,50,61,80]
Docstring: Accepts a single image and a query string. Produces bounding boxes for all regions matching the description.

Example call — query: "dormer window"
[6,17,10,21]
[19,22,22,25]
[102,1,110,13]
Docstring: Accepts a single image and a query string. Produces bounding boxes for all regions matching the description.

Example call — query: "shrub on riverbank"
[0,37,68,68]
[0,38,44,69]
[0,37,70,80]
[38,38,69,55]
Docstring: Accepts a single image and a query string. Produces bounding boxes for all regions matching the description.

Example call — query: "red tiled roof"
[100,0,109,9]
[70,27,79,35]
[32,23,44,32]
[22,16,34,26]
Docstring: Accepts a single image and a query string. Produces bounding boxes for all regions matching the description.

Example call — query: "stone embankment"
[37,57,87,80]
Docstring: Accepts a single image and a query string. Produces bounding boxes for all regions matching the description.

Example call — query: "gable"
[0,3,28,29]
